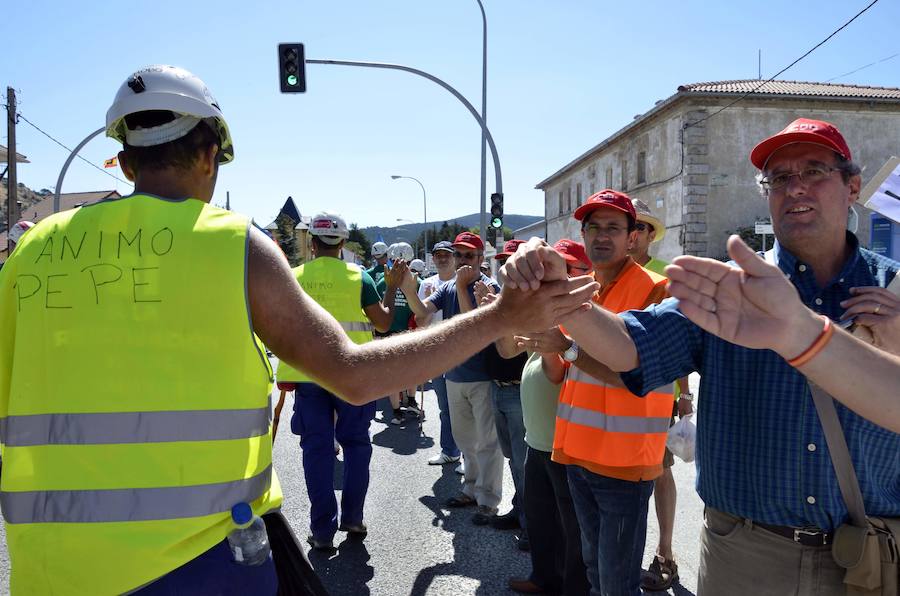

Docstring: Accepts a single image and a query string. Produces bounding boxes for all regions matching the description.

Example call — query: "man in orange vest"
[553,190,674,596]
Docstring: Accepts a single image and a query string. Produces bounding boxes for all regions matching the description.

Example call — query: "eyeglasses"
[455,251,480,261]
[760,166,841,191]
[635,223,653,232]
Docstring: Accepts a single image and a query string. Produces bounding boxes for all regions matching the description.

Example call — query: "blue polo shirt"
[618,234,899,531]
[427,274,500,382]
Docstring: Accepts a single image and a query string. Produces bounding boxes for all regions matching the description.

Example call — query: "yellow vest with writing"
[553,264,674,482]
[276,257,373,383]
[0,194,281,595]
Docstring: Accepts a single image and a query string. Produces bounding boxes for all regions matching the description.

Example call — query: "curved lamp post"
[391,175,427,258]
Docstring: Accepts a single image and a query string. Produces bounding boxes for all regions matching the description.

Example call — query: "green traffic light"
[286,74,298,86]
[491,217,503,228]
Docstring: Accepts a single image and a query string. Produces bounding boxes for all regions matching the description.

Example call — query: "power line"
[825,51,899,82]
[12,110,132,186]
[686,0,881,129]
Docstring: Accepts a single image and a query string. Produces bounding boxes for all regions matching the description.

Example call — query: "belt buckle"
[793,527,826,546]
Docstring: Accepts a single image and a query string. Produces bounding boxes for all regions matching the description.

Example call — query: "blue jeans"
[566,466,654,596]
[490,382,527,527]
[134,538,277,595]
[292,382,376,541]
[432,375,460,458]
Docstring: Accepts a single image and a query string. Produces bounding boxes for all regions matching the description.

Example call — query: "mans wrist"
[777,311,825,360]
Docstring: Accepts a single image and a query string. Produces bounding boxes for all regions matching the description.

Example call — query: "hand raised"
[495,276,598,334]
[456,265,480,287]
[499,237,569,291]
[514,327,572,354]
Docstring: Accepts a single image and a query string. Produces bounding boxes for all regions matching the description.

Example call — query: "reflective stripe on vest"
[277,257,373,382]
[554,261,672,474]
[0,194,281,595]
[556,402,671,434]
[0,407,270,446]
[2,466,271,524]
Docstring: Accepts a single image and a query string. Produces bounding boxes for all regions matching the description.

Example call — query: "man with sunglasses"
[402,232,505,520]
[499,118,899,595]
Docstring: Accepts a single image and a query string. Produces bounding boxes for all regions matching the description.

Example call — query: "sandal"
[640,555,679,591]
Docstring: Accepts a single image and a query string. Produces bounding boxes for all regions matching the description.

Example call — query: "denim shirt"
[619,234,899,530]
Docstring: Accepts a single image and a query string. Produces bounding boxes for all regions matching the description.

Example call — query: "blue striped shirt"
[620,234,899,530]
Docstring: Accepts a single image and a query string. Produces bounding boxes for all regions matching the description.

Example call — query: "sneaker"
[306,535,335,552]
[445,494,477,508]
[472,505,498,526]
[455,461,465,475]
[405,397,421,416]
[339,522,368,537]
[490,509,521,530]
[427,452,461,465]
[390,410,403,425]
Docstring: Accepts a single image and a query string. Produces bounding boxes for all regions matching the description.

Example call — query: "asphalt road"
[0,374,703,596]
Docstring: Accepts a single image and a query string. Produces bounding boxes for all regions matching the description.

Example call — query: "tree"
[413,222,470,260]
[275,212,300,266]
[348,223,372,266]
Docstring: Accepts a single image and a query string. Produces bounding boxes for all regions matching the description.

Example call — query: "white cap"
[389,242,414,262]
[309,211,349,245]
[106,65,234,163]
[8,220,35,244]
[409,259,426,274]
[371,241,389,257]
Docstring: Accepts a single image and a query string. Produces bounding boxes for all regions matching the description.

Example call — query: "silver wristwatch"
[678,392,694,402]
[562,341,579,363]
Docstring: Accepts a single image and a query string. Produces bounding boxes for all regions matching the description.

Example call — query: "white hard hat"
[8,220,34,245]
[409,259,426,274]
[371,241,389,257]
[309,211,349,245]
[389,242,414,262]
[106,65,234,163]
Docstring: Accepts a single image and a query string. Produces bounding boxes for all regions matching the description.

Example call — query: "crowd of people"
[0,64,898,596]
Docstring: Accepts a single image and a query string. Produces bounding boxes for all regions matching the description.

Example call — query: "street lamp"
[391,175,427,260]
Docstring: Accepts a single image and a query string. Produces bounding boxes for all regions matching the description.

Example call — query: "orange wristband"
[787,316,834,368]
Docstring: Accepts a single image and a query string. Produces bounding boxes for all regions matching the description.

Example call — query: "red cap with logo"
[574,189,636,222]
[553,239,591,267]
[750,118,851,170]
[452,231,485,251]
[494,238,526,260]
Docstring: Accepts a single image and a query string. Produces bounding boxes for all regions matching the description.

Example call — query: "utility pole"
[6,87,19,255]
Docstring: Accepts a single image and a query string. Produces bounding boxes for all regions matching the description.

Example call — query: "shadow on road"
[308,536,374,596]
[371,419,435,456]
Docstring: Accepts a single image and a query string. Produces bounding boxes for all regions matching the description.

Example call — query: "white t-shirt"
[418,273,453,325]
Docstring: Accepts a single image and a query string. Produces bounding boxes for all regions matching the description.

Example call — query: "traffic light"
[278,43,306,93]
[490,192,504,229]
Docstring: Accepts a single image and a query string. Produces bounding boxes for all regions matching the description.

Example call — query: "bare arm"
[455,266,479,313]
[516,327,626,387]
[559,304,640,372]
[541,354,566,384]
[399,271,437,324]
[248,229,598,404]
[364,262,406,333]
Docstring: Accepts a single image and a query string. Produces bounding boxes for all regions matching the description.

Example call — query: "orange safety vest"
[552,262,673,482]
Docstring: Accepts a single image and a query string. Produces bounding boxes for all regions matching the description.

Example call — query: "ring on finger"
[874,303,882,315]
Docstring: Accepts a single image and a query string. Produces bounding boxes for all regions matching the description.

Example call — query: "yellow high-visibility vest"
[276,256,373,383]
[0,194,281,595]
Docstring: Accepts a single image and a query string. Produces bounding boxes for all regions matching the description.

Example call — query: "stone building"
[536,80,900,261]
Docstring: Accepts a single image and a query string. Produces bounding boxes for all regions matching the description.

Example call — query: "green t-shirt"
[375,277,420,334]
[366,263,385,291]
[521,351,562,452]
[360,270,381,308]
[643,256,669,277]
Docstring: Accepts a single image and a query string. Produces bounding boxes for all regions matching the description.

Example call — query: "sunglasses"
[635,223,653,232]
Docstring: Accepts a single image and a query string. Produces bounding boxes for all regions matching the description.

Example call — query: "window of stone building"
[576,183,583,206]
[566,186,572,212]
[621,160,628,190]
[590,182,595,195]
[606,167,613,189]
[558,191,564,216]
[637,152,646,184]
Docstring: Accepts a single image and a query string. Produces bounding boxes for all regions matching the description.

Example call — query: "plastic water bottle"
[227,502,271,566]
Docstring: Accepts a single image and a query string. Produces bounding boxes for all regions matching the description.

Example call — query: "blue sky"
[3,0,897,229]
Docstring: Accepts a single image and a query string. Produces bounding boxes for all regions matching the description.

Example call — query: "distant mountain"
[362,213,542,247]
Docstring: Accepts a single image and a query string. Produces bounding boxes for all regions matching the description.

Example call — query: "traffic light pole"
[305,58,503,205]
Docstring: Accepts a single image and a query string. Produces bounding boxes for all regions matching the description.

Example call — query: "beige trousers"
[446,380,504,509]
[699,507,846,596]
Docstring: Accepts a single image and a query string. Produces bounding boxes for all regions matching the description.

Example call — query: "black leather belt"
[493,380,521,387]
[755,522,833,546]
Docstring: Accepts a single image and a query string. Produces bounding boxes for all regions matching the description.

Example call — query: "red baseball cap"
[553,239,591,267]
[574,189,636,222]
[452,231,485,251]
[494,238,526,260]
[750,118,851,170]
